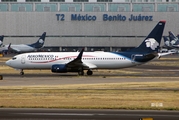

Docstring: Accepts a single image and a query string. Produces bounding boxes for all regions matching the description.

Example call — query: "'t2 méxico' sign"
[56,14,153,21]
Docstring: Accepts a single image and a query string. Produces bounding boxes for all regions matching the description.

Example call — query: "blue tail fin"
[168,31,178,42]
[128,21,166,53]
[163,36,171,47]
[177,34,179,39]
[29,32,46,48]
[163,36,169,42]
[0,35,4,47]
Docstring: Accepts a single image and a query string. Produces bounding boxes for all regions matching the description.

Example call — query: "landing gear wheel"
[78,71,84,76]
[87,70,93,75]
[0,75,3,80]
[20,71,24,75]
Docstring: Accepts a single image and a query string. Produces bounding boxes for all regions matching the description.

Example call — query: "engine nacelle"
[51,64,67,73]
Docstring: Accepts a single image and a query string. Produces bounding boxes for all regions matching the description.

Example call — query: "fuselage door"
[131,54,143,64]
[21,55,26,64]
[131,54,136,64]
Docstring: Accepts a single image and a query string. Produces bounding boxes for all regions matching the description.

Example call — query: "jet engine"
[51,64,67,73]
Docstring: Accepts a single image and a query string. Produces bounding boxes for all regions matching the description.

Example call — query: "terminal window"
[93,6,101,12]
[97,0,112,2]
[26,0,40,2]
[143,0,148,2]
[44,6,50,11]
[50,0,65,2]
[142,6,152,12]
[19,6,26,11]
[0,4,8,11]
[117,7,125,12]
[68,6,76,11]
[1,0,17,2]
[73,0,88,2]
[167,6,175,11]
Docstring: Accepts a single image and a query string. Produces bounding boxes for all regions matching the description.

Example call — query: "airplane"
[0,35,8,54]
[0,32,46,54]
[168,31,178,45]
[0,35,4,47]
[6,21,166,76]
[163,36,173,49]
[163,31,179,49]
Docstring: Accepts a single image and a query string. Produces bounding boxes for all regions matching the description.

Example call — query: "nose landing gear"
[20,69,24,75]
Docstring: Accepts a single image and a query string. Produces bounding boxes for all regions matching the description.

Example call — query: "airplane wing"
[9,47,21,53]
[66,48,97,69]
[66,48,84,68]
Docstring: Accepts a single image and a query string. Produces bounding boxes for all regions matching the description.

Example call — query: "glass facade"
[108,3,130,12]
[0,3,8,11]
[60,3,82,12]
[133,3,154,12]
[11,3,33,11]
[157,3,178,11]
[0,2,178,12]
[84,3,106,12]
[35,3,57,12]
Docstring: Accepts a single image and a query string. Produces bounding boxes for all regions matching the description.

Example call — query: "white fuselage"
[9,44,36,52]
[6,52,142,70]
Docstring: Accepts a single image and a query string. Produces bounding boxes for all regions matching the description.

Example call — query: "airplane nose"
[5,60,11,66]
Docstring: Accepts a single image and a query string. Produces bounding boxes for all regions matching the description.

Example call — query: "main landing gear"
[78,69,93,76]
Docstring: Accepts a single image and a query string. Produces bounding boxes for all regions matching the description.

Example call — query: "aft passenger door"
[131,54,142,64]
[131,54,136,64]
[21,55,26,64]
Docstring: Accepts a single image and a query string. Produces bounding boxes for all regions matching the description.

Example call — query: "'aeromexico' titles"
[56,14,153,21]
[27,55,54,58]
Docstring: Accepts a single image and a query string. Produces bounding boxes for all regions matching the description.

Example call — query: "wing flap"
[9,46,21,52]
[82,62,97,69]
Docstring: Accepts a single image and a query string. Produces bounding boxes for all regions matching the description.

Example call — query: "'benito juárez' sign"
[56,14,153,21]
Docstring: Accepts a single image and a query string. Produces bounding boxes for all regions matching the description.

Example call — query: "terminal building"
[0,0,179,52]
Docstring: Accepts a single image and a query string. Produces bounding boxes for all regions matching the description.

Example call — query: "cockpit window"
[12,57,17,60]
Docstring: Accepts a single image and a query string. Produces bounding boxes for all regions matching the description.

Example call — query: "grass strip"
[0,82,178,110]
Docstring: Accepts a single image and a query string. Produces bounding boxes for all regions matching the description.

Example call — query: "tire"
[87,70,93,75]
[0,75,3,80]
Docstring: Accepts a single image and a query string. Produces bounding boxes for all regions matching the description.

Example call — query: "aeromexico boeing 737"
[1,32,46,54]
[6,21,166,75]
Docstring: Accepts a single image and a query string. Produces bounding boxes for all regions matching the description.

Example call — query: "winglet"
[77,48,84,60]
[8,43,11,49]
[7,43,11,54]
[0,35,4,46]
